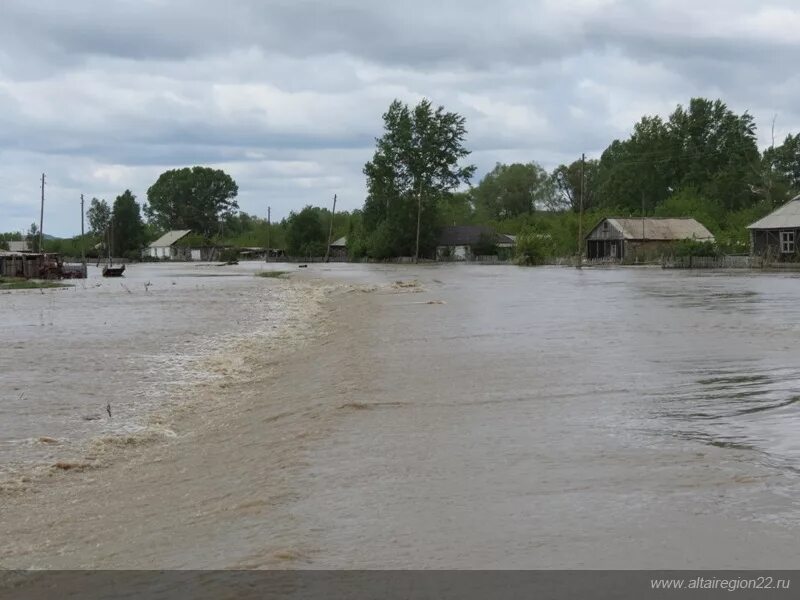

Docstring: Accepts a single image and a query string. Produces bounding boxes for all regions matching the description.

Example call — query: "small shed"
[585,217,714,260]
[145,230,192,260]
[329,236,347,259]
[747,196,800,260]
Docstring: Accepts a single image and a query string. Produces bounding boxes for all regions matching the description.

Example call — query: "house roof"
[747,196,800,230]
[438,225,513,247]
[148,230,192,248]
[330,236,347,247]
[588,218,714,241]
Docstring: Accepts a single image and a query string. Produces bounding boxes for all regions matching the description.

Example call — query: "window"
[781,231,795,254]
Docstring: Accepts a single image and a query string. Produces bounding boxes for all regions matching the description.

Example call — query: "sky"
[1,0,799,237]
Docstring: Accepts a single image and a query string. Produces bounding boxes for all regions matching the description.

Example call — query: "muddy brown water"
[1,263,800,568]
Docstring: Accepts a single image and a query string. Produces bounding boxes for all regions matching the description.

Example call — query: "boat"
[102,264,125,277]
[101,217,125,277]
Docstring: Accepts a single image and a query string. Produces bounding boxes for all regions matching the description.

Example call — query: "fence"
[662,255,756,269]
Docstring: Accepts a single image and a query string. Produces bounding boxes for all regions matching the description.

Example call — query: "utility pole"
[80,194,86,276]
[39,173,45,253]
[265,206,271,262]
[414,180,423,264]
[577,153,585,264]
[324,194,337,263]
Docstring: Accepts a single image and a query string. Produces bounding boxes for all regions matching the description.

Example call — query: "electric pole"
[414,180,423,264]
[81,194,86,276]
[265,206,271,262]
[324,194,337,263]
[39,173,45,253]
[577,153,585,263]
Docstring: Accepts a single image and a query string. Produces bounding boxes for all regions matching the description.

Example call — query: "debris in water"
[37,436,59,444]
[52,461,92,472]
[106,403,112,419]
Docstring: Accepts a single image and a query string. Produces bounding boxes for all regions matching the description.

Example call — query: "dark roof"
[438,225,512,247]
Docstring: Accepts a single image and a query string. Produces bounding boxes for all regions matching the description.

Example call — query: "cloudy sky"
[1,0,799,236]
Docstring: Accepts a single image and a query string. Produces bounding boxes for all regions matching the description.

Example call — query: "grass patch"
[256,271,290,279]
[0,277,68,290]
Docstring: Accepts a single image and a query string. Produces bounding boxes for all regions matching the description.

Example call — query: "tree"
[111,190,146,258]
[760,133,800,207]
[145,166,239,236]
[553,159,600,212]
[87,198,111,236]
[26,223,40,252]
[362,99,476,258]
[473,162,553,219]
[286,205,326,256]
[594,98,759,214]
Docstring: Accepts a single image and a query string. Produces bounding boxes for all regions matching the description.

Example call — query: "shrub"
[673,239,721,258]
[514,229,554,265]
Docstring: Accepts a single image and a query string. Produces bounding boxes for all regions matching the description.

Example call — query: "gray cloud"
[1,0,800,235]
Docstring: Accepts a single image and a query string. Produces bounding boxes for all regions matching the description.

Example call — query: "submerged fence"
[662,255,755,269]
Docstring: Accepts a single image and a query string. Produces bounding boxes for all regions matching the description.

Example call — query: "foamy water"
[0,262,326,485]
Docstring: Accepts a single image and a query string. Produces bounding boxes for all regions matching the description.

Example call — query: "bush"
[673,239,721,257]
[514,229,554,265]
[219,248,240,262]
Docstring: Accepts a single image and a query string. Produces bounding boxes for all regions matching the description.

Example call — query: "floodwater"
[2,263,800,569]
[0,262,326,481]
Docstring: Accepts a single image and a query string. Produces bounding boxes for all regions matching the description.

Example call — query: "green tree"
[111,190,146,258]
[362,99,476,258]
[473,162,553,219]
[145,166,239,236]
[553,158,600,212]
[26,223,40,252]
[760,133,800,207]
[286,205,326,256]
[87,198,111,236]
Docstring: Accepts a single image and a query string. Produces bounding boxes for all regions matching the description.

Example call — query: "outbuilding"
[585,217,714,261]
[436,226,515,261]
[328,236,348,259]
[747,196,800,260]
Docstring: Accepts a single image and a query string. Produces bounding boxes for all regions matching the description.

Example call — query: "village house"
[747,195,800,260]
[585,217,714,261]
[436,225,515,261]
[145,230,192,260]
[328,236,348,259]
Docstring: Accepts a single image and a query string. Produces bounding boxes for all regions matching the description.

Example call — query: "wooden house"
[585,217,714,261]
[747,196,800,260]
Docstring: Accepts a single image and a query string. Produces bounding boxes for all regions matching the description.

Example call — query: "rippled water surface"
[3,263,800,569]
[0,262,299,473]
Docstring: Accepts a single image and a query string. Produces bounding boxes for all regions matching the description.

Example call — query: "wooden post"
[577,153,585,267]
[414,180,423,264]
[265,206,270,262]
[39,173,45,253]
[324,194,337,263]
[80,194,86,276]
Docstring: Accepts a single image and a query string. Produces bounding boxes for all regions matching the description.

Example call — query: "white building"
[145,230,192,259]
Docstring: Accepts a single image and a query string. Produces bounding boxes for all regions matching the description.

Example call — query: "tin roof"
[330,236,347,247]
[747,196,800,230]
[588,218,714,241]
[148,230,192,248]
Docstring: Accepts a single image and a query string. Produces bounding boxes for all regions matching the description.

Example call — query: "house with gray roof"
[145,230,192,260]
[748,196,800,260]
[585,217,714,261]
